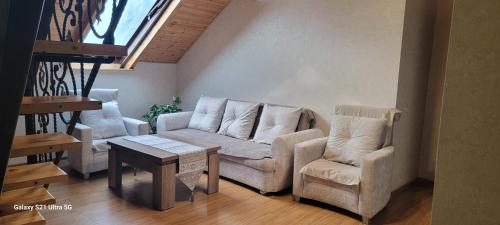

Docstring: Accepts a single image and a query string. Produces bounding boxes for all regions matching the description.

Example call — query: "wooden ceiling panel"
[138,0,230,63]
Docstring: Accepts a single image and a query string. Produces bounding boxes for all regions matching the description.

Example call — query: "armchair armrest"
[73,123,92,144]
[123,117,149,136]
[156,111,193,132]
[359,146,395,218]
[68,123,93,177]
[270,129,324,191]
[292,137,328,196]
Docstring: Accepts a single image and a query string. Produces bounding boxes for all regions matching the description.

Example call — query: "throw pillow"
[188,96,228,133]
[323,115,386,167]
[80,101,128,139]
[217,100,259,140]
[252,104,302,144]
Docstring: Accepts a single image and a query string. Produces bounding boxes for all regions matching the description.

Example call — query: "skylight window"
[84,0,157,46]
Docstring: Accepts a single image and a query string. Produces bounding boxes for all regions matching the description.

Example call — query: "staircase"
[0,0,128,224]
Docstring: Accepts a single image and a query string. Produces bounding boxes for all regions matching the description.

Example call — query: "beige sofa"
[157,99,323,193]
[292,105,401,224]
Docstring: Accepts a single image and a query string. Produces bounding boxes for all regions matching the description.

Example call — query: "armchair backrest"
[334,105,401,147]
[78,89,119,103]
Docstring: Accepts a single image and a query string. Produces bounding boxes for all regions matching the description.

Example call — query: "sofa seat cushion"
[300,159,361,187]
[302,175,360,213]
[159,129,272,160]
[221,155,275,172]
[188,96,228,133]
[92,136,132,152]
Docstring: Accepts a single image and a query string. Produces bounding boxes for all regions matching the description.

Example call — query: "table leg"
[108,148,122,189]
[207,153,219,194]
[153,162,176,210]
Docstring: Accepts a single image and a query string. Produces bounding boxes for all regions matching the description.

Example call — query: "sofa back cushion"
[252,104,302,144]
[80,101,128,139]
[188,96,228,133]
[323,115,386,167]
[217,100,259,140]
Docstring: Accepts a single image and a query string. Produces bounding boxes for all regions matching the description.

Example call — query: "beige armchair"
[292,105,401,224]
[68,89,149,179]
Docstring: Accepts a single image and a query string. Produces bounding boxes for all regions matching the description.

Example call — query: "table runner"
[124,135,207,191]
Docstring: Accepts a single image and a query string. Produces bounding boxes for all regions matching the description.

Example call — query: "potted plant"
[143,96,182,134]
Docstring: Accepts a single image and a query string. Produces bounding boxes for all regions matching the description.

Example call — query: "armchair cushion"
[253,104,302,144]
[217,100,259,140]
[80,101,128,139]
[324,115,386,167]
[300,158,361,187]
[188,96,228,133]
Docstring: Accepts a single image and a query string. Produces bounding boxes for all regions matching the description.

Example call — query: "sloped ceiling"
[138,0,230,63]
[48,0,230,67]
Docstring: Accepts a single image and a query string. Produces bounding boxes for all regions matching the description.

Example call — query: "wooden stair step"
[10,133,82,158]
[20,96,102,115]
[3,163,67,192]
[0,210,45,225]
[0,186,55,216]
[33,40,127,57]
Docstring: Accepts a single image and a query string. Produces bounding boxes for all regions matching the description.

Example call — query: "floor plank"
[43,160,433,225]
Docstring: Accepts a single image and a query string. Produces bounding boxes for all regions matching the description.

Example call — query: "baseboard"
[392,178,434,194]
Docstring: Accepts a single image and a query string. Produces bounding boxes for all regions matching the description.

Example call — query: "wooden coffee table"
[107,136,220,210]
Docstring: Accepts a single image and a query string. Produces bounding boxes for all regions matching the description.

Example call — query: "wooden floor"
[42,160,433,225]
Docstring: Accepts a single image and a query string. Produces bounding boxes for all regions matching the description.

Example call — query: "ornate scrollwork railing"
[25,0,128,163]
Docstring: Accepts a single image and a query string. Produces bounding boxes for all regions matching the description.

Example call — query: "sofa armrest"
[292,137,328,196]
[156,111,193,132]
[270,128,324,191]
[123,117,149,136]
[359,146,395,218]
[68,123,93,177]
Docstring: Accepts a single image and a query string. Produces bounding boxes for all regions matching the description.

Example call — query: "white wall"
[177,0,406,133]
[176,0,423,189]
[395,0,437,187]
[90,62,177,119]
[11,0,438,189]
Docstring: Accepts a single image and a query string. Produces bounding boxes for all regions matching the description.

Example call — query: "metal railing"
[24,0,128,164]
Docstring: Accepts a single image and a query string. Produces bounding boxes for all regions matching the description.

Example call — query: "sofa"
[292,105,401,224]
[157,96,323,193]
[68,89,149,179]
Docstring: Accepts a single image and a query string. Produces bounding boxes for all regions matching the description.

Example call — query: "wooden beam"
[10,133,82,158]
[0,210,46,225]
[0,186,55,216]
[0,0,45,193]
[33,40,128,57]
[3,162,67,192]
[69,63,133,71]
[20,96,102,115]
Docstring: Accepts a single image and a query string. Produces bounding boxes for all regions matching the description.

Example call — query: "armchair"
[68,89,149,179]
[292,105,401,224]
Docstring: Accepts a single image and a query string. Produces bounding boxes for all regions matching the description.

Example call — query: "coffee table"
[107,136,220,210]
